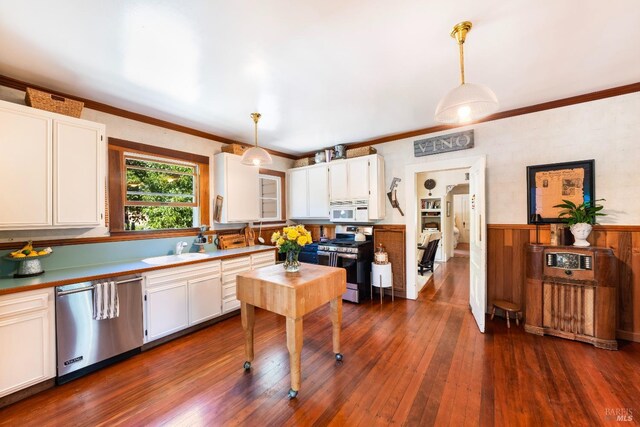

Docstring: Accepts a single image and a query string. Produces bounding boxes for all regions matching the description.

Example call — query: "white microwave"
[330,204,369,223]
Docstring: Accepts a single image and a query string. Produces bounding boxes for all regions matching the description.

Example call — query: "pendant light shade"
[435,82,499,124]
[240,112,273,166]
[435,21,498,124]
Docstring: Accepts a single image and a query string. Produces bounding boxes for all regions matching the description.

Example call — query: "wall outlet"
[208,235,213,244]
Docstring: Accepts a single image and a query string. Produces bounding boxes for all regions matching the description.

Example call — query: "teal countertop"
[0,245,276,295]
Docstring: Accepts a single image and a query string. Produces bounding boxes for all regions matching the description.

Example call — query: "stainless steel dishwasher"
[55,274,143,384]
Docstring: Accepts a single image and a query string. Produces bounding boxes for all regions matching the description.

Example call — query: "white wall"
[379,92,640,225]
[0,86,293,240]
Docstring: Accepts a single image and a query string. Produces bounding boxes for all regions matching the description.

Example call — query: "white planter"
[570,223,593,247]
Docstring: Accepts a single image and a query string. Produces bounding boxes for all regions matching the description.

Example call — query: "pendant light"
[435,21,499,124]
[240,112,273,166]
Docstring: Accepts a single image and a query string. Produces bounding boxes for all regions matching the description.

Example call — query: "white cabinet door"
[288,168,309,218]
[0,104,52,229]
[215,153,259,223]
[329,163,349,201]
[0,289,55,398]
[308,166,329,217]
[348,157,369,200]
[146,282,189,341]
[188,274,222,325]
[53,119,104,226]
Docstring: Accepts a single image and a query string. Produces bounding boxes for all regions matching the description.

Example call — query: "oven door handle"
[317,251,357,260]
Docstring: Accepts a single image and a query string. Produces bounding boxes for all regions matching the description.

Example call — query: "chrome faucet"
[175,241,188,255]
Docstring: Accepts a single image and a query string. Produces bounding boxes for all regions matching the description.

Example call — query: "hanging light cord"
[251,112,261,147]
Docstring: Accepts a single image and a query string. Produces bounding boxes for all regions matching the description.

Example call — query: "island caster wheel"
[243,361,251,370]
[335,353,344,362]
[288,389,298,399]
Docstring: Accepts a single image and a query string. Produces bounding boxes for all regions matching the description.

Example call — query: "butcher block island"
[236,263,347,399]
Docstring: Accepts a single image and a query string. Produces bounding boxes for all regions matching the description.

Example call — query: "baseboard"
[616,329,640,343]
[0,378,55,409]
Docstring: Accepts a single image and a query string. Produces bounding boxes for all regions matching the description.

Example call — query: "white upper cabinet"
[214,153,259,223]
[307,166,329,217]
[288,154,386,221]
[346,157,369,200]
[287,164,329,219]
[54,118,105,226]
[0,100,105,230]
[329,157,371,202]
[328,162,348,201]
[0,103,52,228]
[288,168,310,218]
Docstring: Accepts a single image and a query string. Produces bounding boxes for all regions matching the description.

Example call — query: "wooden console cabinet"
[525,244,617,350]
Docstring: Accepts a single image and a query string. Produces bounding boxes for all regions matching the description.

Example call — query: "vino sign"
[414,130,474,157]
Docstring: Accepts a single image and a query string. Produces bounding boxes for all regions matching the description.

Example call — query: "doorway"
[404,156,487,332]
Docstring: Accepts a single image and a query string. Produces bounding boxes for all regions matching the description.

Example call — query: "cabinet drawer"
[221,256,251,273]
[251,251,275,265]
[145,261,221,288]
[222,283,236,299]
[0,290,50,318]
[223,299,241,313]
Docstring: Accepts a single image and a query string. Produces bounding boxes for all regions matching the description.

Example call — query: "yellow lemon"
[13,253,26,258]
[38,250,48,255]
[28,252,39,257]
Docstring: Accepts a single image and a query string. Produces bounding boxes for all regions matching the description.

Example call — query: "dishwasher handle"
[56,277,142,297]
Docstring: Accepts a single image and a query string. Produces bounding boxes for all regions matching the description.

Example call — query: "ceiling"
[1,1,638,155]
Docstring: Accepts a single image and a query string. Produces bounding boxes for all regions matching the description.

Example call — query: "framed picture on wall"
[527,159,595,224]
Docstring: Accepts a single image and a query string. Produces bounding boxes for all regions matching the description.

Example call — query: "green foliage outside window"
[124,157,197,230]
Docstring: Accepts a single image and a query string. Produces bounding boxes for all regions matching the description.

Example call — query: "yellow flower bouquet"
[271,225,312,272]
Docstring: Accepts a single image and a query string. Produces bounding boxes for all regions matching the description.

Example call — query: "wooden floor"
[2,258,639,426]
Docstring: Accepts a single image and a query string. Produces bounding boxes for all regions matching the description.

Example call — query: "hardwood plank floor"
[1,258,639,426]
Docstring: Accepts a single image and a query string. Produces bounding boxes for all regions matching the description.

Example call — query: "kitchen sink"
[141,253,209,265]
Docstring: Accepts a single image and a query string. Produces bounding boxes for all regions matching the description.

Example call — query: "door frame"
[404,155,486,300]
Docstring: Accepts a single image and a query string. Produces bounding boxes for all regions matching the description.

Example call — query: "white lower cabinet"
[143,261,221,343]
[145,281,189,342]
[188,274,222,325]
[142,251,276,343]
[0,289,55,398]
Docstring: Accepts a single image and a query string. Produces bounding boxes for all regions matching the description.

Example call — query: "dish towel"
[93,281,120,320]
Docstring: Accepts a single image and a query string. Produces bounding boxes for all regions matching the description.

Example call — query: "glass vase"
[283,250,301,272]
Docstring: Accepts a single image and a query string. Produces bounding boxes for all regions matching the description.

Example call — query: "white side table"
[371,263,393,303]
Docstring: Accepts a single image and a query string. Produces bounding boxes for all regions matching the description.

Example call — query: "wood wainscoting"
[373,225,406,299]
[488,224,640,343]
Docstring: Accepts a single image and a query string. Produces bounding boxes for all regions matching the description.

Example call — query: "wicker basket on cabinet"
[25,87,84,118]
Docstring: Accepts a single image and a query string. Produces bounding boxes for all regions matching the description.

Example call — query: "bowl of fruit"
[5,241,53,278]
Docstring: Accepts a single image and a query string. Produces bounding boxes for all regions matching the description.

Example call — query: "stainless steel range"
[318,225,373,303]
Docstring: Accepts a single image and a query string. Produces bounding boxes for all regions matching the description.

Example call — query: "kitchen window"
[124,155,198,230]
[108,138,210,234]
[258,169,285,222]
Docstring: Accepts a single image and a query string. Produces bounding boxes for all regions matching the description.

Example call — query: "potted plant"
[553,199,605,247]
[271,225,312,272]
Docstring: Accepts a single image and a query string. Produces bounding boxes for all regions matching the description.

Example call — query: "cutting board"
[243,226,256,246]
[218,234,247,250]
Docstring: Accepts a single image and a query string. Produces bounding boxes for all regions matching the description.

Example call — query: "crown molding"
[0,74,297,160]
